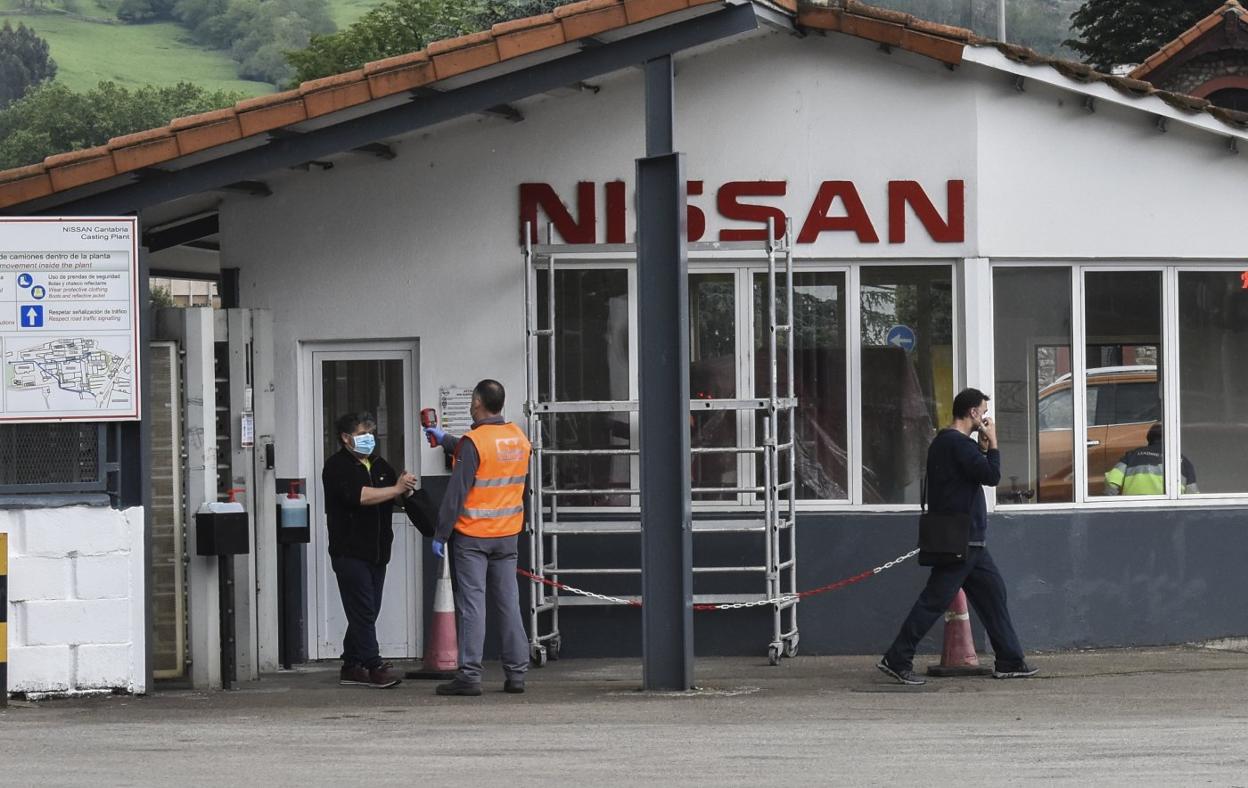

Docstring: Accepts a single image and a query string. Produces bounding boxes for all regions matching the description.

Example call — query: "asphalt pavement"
[3,646,1247,786]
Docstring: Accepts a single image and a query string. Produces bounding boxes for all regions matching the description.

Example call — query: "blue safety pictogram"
[21,304,44,328]
[886,324,916,353]
[30,284,46,300]
[17,272,33,288]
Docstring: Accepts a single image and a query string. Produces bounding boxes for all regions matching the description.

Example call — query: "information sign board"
[0,218,140,422]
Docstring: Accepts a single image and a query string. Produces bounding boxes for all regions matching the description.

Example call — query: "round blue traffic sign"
[17,272,33,288]
[31,284,46,300]
[886,325,917,353]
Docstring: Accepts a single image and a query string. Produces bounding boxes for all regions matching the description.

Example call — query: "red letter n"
[519,182,596,243]
[888,180,965,244]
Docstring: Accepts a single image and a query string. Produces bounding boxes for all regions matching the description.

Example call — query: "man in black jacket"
[322,411,423,688]
[877,388,1038,686]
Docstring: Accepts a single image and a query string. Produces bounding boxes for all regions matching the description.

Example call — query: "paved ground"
[3,647,1248,786]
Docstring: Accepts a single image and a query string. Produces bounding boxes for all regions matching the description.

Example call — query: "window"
[753,272,848,500]
[1084,271,1163,498]
[995,264,1248,505]
[860,267,954,505]
[994,268,1072,504]
[536,267,632,506]
[1178,271,1248,495]
[690,273,738,502]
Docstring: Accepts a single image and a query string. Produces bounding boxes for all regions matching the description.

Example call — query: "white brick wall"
[1,506,146,696]
[75,555,133,600]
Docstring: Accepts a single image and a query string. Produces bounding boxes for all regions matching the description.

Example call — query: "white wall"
[225,32,978,481]
[970,53,1248,258]
[223,28,1248,485]
[1,506,146,696]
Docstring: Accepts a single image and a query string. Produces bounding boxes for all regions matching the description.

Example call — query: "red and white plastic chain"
[516,548,920,611]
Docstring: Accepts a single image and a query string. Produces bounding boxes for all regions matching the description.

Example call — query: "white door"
[307,343,422,660]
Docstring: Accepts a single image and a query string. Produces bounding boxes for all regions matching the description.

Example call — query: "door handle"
[1086,440,1102,447]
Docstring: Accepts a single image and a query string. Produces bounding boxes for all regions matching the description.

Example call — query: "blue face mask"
[351,433,376,455]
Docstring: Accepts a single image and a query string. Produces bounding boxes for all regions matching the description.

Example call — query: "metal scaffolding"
[522,221,799,666]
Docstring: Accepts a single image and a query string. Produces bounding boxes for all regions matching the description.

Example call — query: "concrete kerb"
[6,645,1248,706]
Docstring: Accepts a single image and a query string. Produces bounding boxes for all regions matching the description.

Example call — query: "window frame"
[991,260,1248,510]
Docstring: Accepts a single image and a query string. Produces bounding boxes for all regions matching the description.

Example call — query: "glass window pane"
[1178,271,1248,495]
[321,359,406,468]
[1085,271,1163,498]
[753,271,848,500]
[536,268,631,506]
[690,273,737,502]
[860,266,954,505]
[993,268,1073,504]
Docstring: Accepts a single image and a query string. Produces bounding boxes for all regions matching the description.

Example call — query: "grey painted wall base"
[417,477,1248,660]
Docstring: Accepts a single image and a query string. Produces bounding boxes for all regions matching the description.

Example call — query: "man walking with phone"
[876,388,1038,686]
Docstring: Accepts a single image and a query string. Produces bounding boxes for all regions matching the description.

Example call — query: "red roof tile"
[2,0,1245,212]
[1131,0,1248,81]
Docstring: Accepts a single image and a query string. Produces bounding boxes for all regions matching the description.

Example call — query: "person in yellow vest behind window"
[1105,422,1199,496]
[424,379,532,697]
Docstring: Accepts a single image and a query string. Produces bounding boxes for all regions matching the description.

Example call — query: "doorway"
[304,342,422,660]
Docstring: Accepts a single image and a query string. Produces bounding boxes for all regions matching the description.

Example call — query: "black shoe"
[876,657,926,686]
[504,679,526,694]
[993,663,1040,679]
[436,679,482,696]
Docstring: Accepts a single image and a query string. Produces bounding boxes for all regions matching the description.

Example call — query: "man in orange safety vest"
[425,379,532,696]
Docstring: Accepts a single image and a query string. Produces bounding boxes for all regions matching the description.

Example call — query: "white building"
[2,0,1247,694]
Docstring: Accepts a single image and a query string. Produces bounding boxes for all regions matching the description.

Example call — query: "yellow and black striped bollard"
[1,533,7,708]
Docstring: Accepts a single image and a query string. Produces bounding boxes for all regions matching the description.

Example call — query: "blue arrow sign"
[886,324,916,353]
[22,305,44,328]
[17,272,33,288]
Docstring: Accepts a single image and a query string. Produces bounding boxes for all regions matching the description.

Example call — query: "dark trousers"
[884,546,1026,672]
[331,555,387,670]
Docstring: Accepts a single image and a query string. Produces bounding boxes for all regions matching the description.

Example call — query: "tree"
[286,0,562,84]
[0,22,57,108]
[1067,0,1216,71]
[0,81,241,170]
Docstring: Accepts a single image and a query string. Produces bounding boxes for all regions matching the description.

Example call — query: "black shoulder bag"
[917,475,971,567]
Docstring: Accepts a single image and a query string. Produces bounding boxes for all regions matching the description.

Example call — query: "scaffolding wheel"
[768,644,782,666]
[548,636,562,661]
[783,635,800,658]
[531,645,548,668]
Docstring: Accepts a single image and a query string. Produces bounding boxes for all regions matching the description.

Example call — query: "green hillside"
[1,0,385,97]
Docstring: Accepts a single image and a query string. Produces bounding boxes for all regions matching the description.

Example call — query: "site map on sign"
[4,337,134,411]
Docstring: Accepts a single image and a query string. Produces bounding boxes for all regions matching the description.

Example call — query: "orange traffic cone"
[405,553,459,680]
[926,589,992,677]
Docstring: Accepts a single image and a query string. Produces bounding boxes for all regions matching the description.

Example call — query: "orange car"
[1035,366,1159,502]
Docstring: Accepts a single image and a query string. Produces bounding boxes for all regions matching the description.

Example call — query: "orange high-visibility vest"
[454,422,531,538]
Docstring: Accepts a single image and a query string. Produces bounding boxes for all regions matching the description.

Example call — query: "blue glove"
[432,539,445,559]
[424,426,447,447]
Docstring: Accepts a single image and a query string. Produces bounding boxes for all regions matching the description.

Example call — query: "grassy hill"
[1,0,385,97]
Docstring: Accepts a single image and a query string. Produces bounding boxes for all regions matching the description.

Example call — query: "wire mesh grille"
[0,423,102,487]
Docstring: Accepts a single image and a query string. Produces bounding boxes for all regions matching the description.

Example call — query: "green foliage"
[163,0,334,84]
[0,21,57,106]
[150,285,177,308]
[286,0,560,84]
[0,80,240,168]
[1067,0,1215,71]
[116,0,175,22]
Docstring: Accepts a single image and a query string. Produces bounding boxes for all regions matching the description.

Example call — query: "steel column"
[637,53,692,691]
